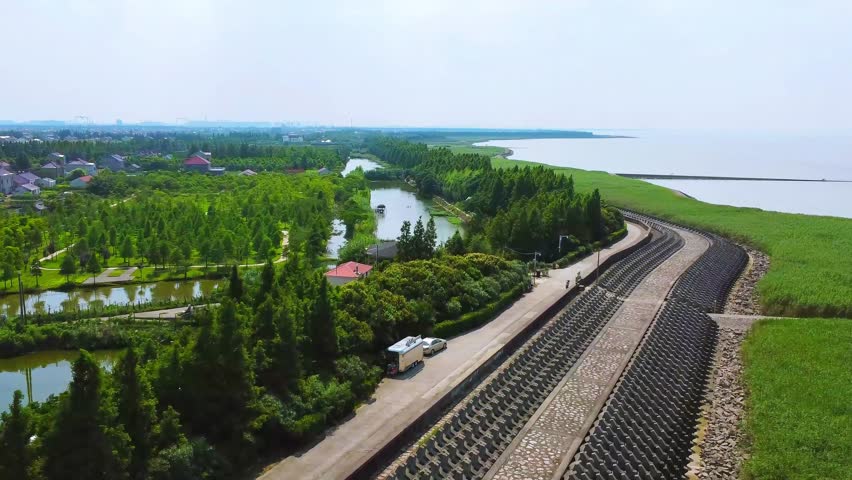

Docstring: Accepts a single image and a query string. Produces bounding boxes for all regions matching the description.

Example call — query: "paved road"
[257,222,648,480]
[486,226,709,480]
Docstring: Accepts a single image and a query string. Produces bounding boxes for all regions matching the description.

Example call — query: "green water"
[0,350,122,411]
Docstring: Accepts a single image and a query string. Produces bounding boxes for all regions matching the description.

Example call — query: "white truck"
[386,336,424,376]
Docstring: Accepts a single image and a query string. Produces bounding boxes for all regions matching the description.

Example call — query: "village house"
[101,153,126,171]
[317,167,331,176]
[239,169,257,176]
[39,161,64,179]
[14,172,40,187]
[184,154,211,173]
[193,151,213,161]
[324,261,373,286]
[70,175,94,188]
[47,152,66,165]
[0,168,14,195]
[66,158,97,176]
[36,177,56,188]
[13,183,40,196]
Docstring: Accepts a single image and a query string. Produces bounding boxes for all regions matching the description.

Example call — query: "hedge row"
[433,283,526,338]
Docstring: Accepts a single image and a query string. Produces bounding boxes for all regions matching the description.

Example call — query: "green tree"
[259,260,275,301]
[60,255,77,283]
[445,230,465,255]
[113,348,156,480]
[67,168,87,180]
[87,254,101,284]
[42,350,130,480]
[228,265,243,300]
[120,236,135,265]
[310,273,338,367]
[0,390,33,480]
[30,259,42,287]
[397,220,412,261]
[14,152,30,171]
[424,217,437,258]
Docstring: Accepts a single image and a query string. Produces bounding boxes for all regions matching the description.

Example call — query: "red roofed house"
[324,261,373,286]
[184,155,211,173]
[70,175,94,188]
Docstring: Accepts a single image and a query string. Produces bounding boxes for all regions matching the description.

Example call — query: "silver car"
[422,337,447,355]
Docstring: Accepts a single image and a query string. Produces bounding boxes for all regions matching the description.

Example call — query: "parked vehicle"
[422,337,447,355]
[386,336,425,376]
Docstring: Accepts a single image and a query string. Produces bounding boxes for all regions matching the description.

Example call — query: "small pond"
[0,349,123,411]
[328,159,464,258]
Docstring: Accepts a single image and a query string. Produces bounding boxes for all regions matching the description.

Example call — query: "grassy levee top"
[492,157,852,318]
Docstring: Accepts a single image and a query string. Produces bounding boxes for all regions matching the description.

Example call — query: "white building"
[36,177,56,188]
[13,183,40,196]
[283,133,304,143]
[0,168,14,195]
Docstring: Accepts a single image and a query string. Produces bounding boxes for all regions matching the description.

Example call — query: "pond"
[0,279,222,318]
[341,157,382,176]
[328,159,464,258]
[0,349,123,411]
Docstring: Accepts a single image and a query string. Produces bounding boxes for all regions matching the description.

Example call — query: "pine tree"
[412,218,426,259]
[120,236,134,265]
[42,350,130,480]
[445,231,465,255]
[228,265,243,300]
[154,406,186,450]
[114,349,156,480]
[424,217,437,258]
[0,390,32,480]
[259,260,275,301]
[397,221,413,260]
[310,273,338,367]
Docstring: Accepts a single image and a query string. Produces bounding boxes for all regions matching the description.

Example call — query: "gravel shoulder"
[724,245,769,315]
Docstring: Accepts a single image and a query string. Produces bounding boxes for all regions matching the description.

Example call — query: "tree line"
[0,248,525,479]
[367,137,624,262]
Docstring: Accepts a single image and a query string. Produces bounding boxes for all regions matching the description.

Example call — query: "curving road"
[257,222,648,480]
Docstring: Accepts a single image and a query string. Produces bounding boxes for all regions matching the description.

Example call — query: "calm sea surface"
[478,130,852,218]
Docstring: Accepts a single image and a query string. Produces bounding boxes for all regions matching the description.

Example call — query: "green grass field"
[492,157,852,318]
[741,319,851,479]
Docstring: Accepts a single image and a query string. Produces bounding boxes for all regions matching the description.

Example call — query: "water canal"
[0,279,222,319]
[0,349,122,411]
[327,159,464,258]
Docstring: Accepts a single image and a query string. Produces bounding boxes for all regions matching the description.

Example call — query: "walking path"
[484,226,708,480]
[83,267,137,285]
[258,222,648,480]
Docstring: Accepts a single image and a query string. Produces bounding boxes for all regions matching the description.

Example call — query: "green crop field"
[492,157,852,318]
[741,319,851,479]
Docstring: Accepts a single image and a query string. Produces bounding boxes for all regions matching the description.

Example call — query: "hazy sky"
[3,0,851,129]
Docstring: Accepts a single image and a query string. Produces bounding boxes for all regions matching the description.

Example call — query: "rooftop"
[184,155,211,166]
[325,261,373,279]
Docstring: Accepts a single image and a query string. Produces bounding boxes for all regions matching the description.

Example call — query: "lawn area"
[741,319,851,479]
[432,143,507,157]
[492,157,852,318]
